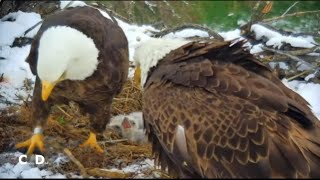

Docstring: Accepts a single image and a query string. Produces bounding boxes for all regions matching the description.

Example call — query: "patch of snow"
[0,10,41,109]
[60,1,86,9]
[0,152,66,178]
[269,62,289,70]
[307,52,320,56]
[283,79,320,119]
[0,11,42,46]
[0,45,35,87]
[250,43,264,54]
[60,0,113,22]
[163,28,209,39]
[53,154,69,166]
[47,173,66,179]
[107,159,156,178]
[237,19,247,26]
[305,73,316,81]
[24,24,42,38]
[122,159,154,173]
[0,45,35,109]
[251,24,317,49]
[219,29,241,41]
[21,168,47,178]
[278,62,289,70]
[116,18,159,62]
[297,62,313,71]
[69,173,84,178]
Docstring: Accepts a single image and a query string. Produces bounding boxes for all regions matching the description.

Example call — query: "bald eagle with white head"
[134,38,320,178]
[16,6,129,155]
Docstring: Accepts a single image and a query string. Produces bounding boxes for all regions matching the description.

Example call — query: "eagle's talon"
[80,132,104,153]
[15,134,45,156]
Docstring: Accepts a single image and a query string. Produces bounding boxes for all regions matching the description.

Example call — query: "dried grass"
[0,78,170,178]
[111,78,143,115]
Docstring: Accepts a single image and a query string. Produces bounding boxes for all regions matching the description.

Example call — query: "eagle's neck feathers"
[134,38,190,86]
[37,26,99,83]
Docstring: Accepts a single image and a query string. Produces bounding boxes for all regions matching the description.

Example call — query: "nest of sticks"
[0,78,170,178]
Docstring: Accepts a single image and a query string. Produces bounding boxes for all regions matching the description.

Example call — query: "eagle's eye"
[113,125,121,132]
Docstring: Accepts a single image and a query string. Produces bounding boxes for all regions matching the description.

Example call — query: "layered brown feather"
[142,40,320,178]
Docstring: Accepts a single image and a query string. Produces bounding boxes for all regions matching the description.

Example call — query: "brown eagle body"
[140,40,320,178]
[26,7,129,135]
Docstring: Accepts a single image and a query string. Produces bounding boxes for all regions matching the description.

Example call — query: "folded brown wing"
[143,40,320,178]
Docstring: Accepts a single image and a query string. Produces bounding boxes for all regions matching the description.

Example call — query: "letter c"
[19,155,28,164]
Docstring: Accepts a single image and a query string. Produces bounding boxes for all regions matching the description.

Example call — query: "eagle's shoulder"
[146,40,318,127]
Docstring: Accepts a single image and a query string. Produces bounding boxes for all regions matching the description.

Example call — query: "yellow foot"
[15,134,45,156]
[80,132,104,153]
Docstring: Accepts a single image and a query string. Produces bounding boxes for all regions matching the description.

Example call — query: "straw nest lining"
[0,78,171,178]
[111,78,143,115]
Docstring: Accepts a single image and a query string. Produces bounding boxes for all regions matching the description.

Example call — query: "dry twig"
[101,139,128,144]
[86,168,131,178]
[23,21,42,36]
[262,46,318,70]
[264,10,320,23]
[241,1,273,34]
[286,69,314,81]
[23,1,88,37]
[262,46,319,62]
[152,23,224,41]
[281,1,299,17]
[63,148,88,178]
[57,106,73,119]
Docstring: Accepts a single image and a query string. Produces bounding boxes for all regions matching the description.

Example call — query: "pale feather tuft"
[134,37,190,86]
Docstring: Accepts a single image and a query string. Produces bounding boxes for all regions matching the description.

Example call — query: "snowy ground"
[0,0,319,178]
[0,151,156,178]
[0,152,66,178]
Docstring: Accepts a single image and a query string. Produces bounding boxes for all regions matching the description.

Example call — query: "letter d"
[35,155,45,164]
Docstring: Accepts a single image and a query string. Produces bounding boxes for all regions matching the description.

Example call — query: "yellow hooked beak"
[134,65,141,88]
[41,81,57,101]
